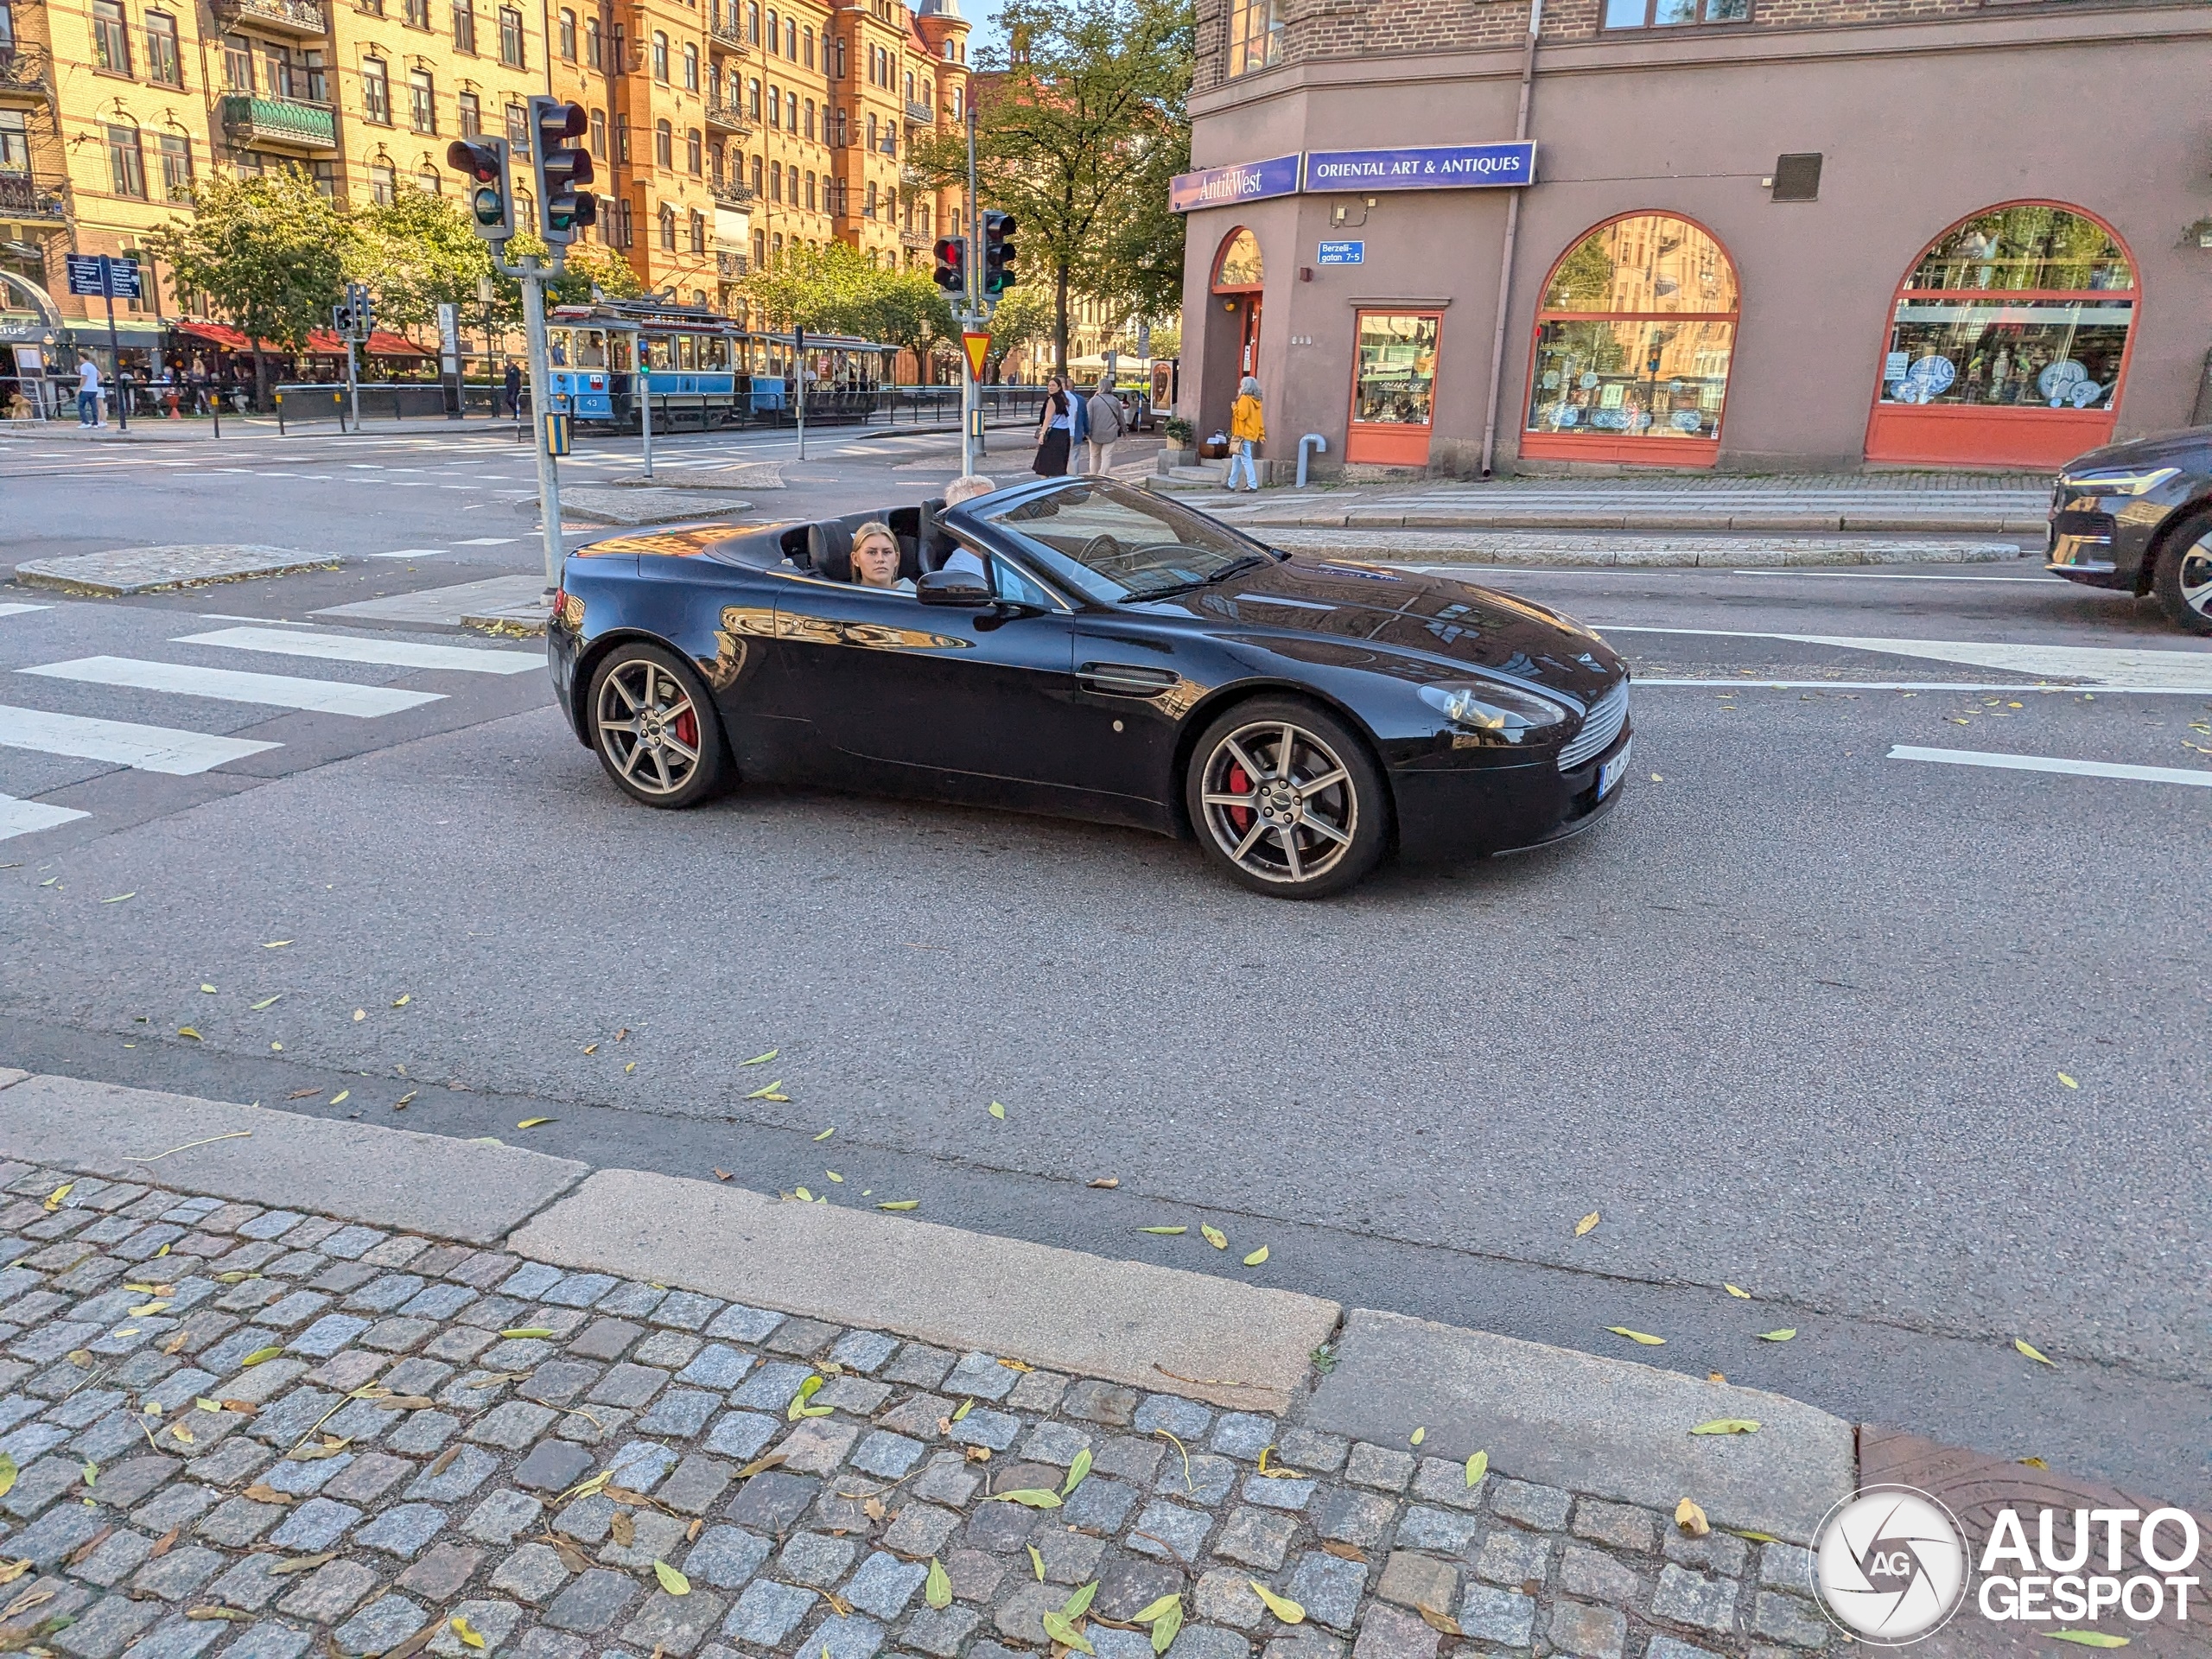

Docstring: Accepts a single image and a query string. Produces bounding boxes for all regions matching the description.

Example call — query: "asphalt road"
[3,426,2209,1503]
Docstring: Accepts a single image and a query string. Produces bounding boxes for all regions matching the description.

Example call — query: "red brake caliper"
[1227,762,1251,832]
[675,708,699,748]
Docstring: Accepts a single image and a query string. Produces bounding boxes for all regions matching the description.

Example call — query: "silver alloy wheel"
[595,658,703,797]
[1198,717,1359,886]
[2180,531,2212,620]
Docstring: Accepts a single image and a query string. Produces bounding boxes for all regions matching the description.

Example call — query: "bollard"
[1297,433,1328,488]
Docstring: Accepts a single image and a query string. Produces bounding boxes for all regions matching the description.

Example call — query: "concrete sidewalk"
[0,1069,2164,1659]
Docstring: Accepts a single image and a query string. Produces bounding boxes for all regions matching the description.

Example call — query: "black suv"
[2047,428,2212,634]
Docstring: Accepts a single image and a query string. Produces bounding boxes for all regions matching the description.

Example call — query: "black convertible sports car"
[547,476,1632,898]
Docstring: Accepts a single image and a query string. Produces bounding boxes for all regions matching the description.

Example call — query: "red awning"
[174,320,429,358]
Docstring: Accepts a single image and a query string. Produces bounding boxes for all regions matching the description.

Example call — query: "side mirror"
[916,569,993,607]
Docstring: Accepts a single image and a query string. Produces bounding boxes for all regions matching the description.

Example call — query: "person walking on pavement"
[1224,375,1265,491]
[1082,378,1126,474]
[1032,376,1074,477]
[75,356,103,428]
[504,360,524,420]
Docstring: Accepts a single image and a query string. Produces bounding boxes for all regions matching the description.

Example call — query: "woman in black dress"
[1032,376,1072,476]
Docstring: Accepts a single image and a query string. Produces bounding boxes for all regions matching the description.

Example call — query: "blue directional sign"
[64,254,143,299]
[1317,240,1364,266]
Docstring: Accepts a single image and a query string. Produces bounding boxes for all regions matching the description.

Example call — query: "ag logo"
[1813,1485,1970,1643]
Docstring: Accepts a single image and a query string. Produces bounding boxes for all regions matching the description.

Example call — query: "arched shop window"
[1211,226,1262,292]
[1866,202,2135,468]
[1523,212,1738,467]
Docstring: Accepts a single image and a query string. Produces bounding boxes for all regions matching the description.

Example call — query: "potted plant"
[1162,415,1196,467]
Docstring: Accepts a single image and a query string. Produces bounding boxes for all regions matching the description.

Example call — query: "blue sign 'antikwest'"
[1168,154,1302,214]
[1303,142,1537,192]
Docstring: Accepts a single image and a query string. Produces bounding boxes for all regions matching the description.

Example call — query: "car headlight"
[2058,466,2179,497]
[1419,681,1571,743]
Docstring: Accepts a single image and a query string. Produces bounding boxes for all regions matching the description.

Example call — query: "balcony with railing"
[0,170,67,220]
[709,177,757,209]
[212,0,330,34]
[706,19,749,54]
[219,92,340,150]
[716,249,749,278]
[0,45,54,104]
[903,99,935,126]
[704,96,753,137]
[899,226,930,250]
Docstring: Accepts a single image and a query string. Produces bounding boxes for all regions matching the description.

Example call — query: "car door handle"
[1078,662,1179,696]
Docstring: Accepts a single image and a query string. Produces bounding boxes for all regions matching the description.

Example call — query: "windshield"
[976,480,1275,602]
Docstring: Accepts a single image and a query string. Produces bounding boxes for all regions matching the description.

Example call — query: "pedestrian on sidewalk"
[504,360,524,419]
[1032,376,1074,477]
[1082,378,1126,474]
[1225,375,1264,492]
[75,356,103,428]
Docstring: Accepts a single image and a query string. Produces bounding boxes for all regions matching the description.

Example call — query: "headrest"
[808,524,850,583]
[917,498,953,572]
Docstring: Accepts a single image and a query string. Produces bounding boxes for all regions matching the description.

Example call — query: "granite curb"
[0,1071,1856,1550]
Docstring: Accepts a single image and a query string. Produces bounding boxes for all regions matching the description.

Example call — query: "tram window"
[549,330,570,366]
[577,329,607,369]
[677,336,697,371]
[645,337,671,370]
[611,336,632,371]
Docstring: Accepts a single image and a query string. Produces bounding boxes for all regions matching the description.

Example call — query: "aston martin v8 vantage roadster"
[547,476,1631,898]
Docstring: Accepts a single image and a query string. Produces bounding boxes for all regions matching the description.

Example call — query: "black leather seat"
[808,512,923,584]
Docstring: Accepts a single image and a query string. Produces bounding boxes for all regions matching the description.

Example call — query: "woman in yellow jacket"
[1225,375,1264,492]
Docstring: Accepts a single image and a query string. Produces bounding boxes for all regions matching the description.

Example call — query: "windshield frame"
[965,479,1281,605]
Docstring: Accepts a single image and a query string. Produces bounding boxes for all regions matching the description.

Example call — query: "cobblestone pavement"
[0,1166,1834,1659]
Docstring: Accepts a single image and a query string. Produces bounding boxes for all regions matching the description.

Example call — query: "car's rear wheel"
[2151,512,2212,637]
[1186,697,1390,898]
[588,642,730,808]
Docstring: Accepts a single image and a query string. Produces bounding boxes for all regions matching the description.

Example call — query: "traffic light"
[931,236,966,296]
[981,210,1017,299]
[350,283,373,340]
[530,96,596,245]
[447,137,513,242]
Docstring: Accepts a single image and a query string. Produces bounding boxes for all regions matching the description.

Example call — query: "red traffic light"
[446,138,502,184]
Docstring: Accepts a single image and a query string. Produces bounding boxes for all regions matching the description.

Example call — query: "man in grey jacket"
[1080,378,1126,475]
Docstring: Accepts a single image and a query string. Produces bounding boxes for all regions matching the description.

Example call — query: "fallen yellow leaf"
[1249,1583,1304,1624]
[1688,1419,1760,1435]
[1243,1245,1268,1267]
[988,1100,1006,1119]
[1574,1211,1600,1236]
[2058,1073,2079,1089]
[1607,1326,1666,1346]
[878,1199,918,1211]
[42,1184,72,1212]
[1408,1427,1424,1446]
[516,1117,554,1128]
[330,1091,348,1107]
[1724,1284,1751,1300]
[741,1048,778,1065]
[1464,1450,1488,1487]
[2015,1338,2056,1367]
[1200,1224,1227,1249]
[1675,1497,1710,1536]
[353,1009,365,1020]
[1757,1329,1796,1342]
[450,1617,486,1649]
[653,1560,690,1596]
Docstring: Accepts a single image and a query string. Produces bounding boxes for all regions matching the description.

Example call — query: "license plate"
[1599,738,1632,797]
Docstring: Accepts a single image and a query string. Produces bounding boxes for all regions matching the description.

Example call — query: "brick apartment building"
[0,0,968,367]
[1172,0,2212,474]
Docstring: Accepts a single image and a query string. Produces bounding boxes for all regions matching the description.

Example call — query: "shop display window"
[1351,314,1439,429]
[1524,213,1737,454]
[1877,205,2133,413]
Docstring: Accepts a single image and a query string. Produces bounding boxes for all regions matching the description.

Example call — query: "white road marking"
[1890,745,2212,788]
[174,626,543,676]
[0,704,280,773]
[21,657,445,717]
[1596,626,2212,690]
[0,604,52,620]
[1638,679,2211,694]
[197,614,318,626]
[454,537,518,545]
[1729,570,2063,584]
[374,549,448,559]
[0,794,90,841]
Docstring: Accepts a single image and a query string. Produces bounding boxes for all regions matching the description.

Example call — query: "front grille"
[1557,679,1629,772]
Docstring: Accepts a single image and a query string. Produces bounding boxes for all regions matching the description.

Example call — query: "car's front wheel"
[2152,512,2212,637]
[1186,697,1390,898]
[588,642,731,807]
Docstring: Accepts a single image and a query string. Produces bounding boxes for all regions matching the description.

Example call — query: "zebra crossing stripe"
[172,626,544,677]
[20,657,445,718]
[0,604,50,620]
[0,794,90,842]
[0,704,280,774]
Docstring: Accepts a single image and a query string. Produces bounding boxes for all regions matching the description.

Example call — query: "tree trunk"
[249,342,270,412]
[1052,260,1070,378]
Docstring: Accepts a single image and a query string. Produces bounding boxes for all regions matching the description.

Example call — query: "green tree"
[145,166,353,406]
[909,0,1192,375]
[348,186,490,335]
[981,283,1052,377]
[855,269,958,378]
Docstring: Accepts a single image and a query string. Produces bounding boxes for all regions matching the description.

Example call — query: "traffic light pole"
[962,101,981,474]
[516,258,563,594]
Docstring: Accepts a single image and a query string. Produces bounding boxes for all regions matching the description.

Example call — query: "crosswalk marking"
[20,657,445,718]
[374,549,448,559]
[0,794,90,841]
[1889,745,2212,789]
[173,626,544,677]
[0,604,51,620]
[0,703,280,774]
[454,537,518,545]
